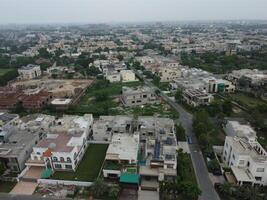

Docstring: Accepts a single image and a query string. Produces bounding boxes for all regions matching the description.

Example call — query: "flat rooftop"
[0,129,39,157]
[106,133,139,162]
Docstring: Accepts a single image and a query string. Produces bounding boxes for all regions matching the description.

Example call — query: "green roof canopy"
[41,168,53,179]
[120,173,139,185]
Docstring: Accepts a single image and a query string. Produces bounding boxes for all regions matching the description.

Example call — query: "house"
[92,115,132,142]
[138,117,177,191]
[156,66,182,82]
[182,89,214,107]
[18,64,41,80]
[101,116,178,191]
[26,114,93,172]
[120,70,136,82]
[106,71,121,83]
[103,133,139,179]
[121,86,158,107]
[222,121,267,186]
[0,127,44,173]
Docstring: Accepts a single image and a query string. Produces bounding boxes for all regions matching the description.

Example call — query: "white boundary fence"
[38,179,93,187]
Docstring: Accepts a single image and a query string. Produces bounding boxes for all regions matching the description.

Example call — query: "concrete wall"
[37,179,93,187]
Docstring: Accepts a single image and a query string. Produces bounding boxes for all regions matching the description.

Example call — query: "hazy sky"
[0,0,267,24]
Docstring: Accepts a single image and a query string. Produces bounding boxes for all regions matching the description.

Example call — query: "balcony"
[25,159,46,167]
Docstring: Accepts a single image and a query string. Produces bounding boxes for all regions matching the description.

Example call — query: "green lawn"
[52,144,108,182]
[0,181,16,193]
[230,93,267,109]
[0,68,13,76]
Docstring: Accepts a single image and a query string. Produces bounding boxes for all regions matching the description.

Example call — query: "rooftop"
[106,133,139,162]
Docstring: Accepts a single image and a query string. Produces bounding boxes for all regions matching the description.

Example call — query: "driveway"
[119,188,138,200]
[138,190,159,200]
[23,166,43,179]
[10,182,38,195]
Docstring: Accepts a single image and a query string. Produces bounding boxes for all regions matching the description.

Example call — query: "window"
[232,154,235,160]
[52,157,58,161]
[255,177,262,181]
[74,152,77,159]
[67,157,72,163]
[65,165,72,169]
[55,164,62,169]
[60,157,64,162]
[256,168,264,172]
[36,152,40,155]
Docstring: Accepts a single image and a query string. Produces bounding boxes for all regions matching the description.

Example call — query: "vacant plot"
[117,103,179,119]
[230,93,266,109]
[52,144,108,182]
[0,181,16,193]
[68,81,142,116]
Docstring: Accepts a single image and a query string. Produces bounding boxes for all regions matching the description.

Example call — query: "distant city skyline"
[0,0,267,24]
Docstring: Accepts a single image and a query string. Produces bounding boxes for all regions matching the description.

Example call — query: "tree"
[222,100,232,116]
[95,92,109,102]
[117,54,124,61]
[175,90,183,102]
[90,179,108,197]
[180,181,202,200]
[38,48,51,59]
[153,75,161,86]
[87,66,101,76]
[175,124,186,141]
[108,186,120,198]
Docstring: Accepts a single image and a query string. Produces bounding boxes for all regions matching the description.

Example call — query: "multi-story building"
[156,66,182,82]
[182,89,214,107]
[222,121,267,186]
[120,70,136,82]
[138,117,177,190]
[18,64,42,80]
[100,116,178,191]
[26,114,93,172]
[121,86,158,107]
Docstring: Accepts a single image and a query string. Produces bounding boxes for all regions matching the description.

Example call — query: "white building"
[18,64,42,80]
[222,121,267,186]
[120,70,136,82]
[26,114,93,172]
[182,89,214,107]
[106,72,121,83]
[103,133,139,178]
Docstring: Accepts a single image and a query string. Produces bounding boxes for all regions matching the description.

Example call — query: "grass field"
[0,68,14,76]
[83,81,142,98]
[52,144,108,182]
[68,81,142,116]
[0,181,16,193]
[230,93,267,109]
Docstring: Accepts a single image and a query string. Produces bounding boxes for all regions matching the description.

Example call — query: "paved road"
[134,70,220,200]
[0,193,70,200]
